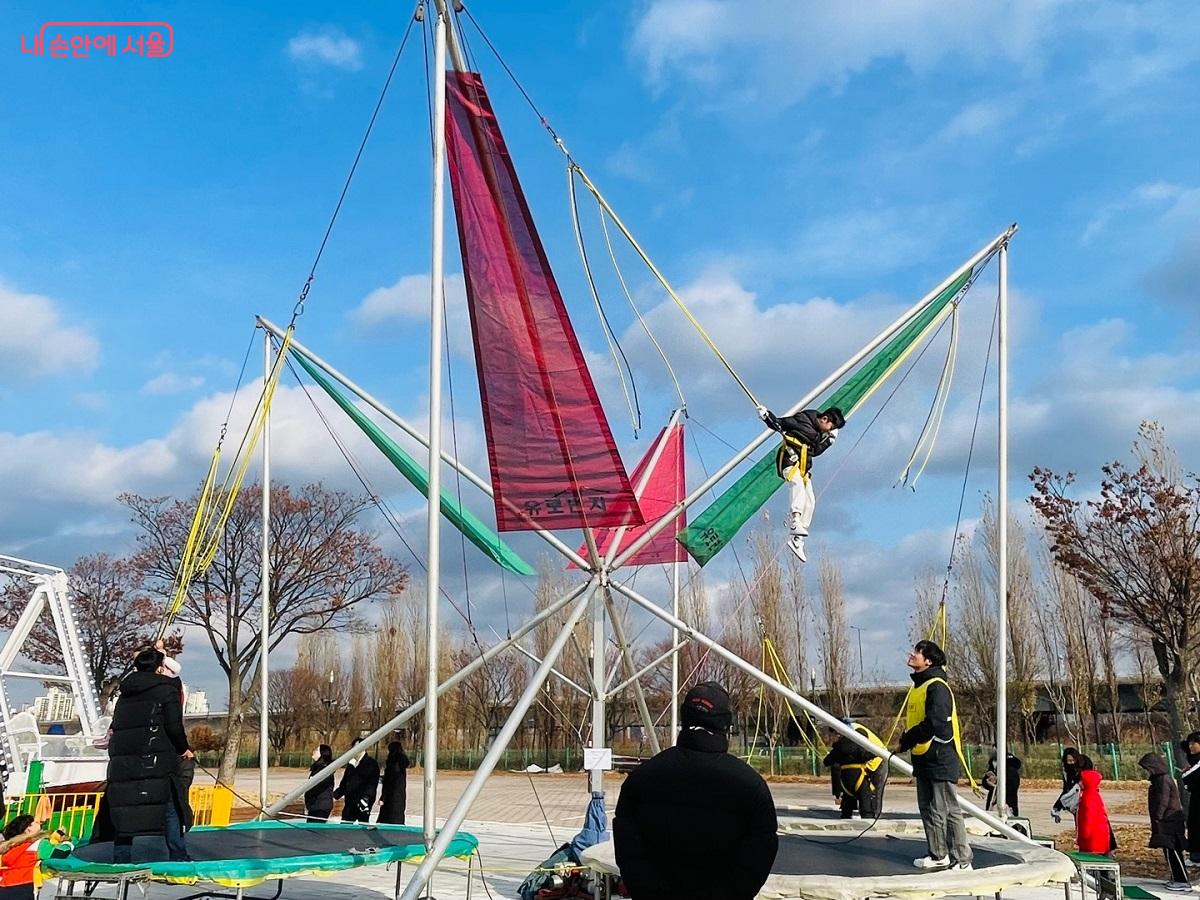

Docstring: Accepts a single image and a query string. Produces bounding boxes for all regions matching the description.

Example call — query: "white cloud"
[937,99,1014,142]
[286,28,363,71]
[140,372,205,396]
[630,0,1061,106]
[348,273,474,357]
[0,283,99,382]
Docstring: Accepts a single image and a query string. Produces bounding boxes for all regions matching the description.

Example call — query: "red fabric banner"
[445,72,642,532]
[573,423,686,567]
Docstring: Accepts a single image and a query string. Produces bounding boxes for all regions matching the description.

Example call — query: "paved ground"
[62,768,1153,900]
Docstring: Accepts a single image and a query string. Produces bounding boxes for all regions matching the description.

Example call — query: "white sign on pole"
[584,747,613,771]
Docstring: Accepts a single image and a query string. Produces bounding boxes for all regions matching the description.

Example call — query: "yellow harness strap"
[776,436,809,482]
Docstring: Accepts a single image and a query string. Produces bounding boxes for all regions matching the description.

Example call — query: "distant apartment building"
[31,687,75,722]
[184,690,209,716]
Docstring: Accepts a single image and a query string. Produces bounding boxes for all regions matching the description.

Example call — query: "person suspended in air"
[756,405,845,562]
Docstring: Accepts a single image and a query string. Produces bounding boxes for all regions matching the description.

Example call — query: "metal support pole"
[398,588,596,900]
[609,579,1034,844]
[610,226,1018,571]
[608,641,688,699]
[996,242,1009,819]
[671,560,680,744]
[259,330,272,813]
[267,580,594,815]
[422,7,448,873]
[603,590,661,755]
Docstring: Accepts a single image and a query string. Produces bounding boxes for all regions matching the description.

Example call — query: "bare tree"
[1031,422,1200,762]
[0,553,178,693]
[816,555,855,719]
[123,483,408,783]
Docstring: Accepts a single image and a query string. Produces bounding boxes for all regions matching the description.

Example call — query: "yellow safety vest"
[905,676,963,758]
[775,436,810,481]
[839,723,886,795]
[904,675,978,791]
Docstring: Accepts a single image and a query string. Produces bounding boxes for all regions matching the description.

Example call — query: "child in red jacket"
[1,816,45,900]
[1076,758,1117,856]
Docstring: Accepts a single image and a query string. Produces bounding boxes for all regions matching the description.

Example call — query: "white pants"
[787,470,815,537]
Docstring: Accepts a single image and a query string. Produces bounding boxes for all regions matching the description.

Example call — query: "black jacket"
[898,666,959,782]
[1141,753,1186,850]
[333,754,380,816]
[106,671,190,837]
[378,748,410,824]
[764,409,834,477]
[614,728,778,900]
[1181,749,1200,853]
[304,759,335,814]
[984,752,1022,816]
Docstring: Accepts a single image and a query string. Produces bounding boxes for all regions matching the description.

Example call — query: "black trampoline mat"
[771,834,1022,877]
[75,824,426,865]
[778,807,925,822]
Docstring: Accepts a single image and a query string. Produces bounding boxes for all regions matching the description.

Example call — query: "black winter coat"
[1181,750,1200,853]
[764,409,834,477]
[984,752,1022,816]
[106,671,190,837]
[1141,753,1186,850]
[614,728,778,900]
[333,755,380,818]
[898,666,960,782]
[304,760,335,815]
[378,748,410,825]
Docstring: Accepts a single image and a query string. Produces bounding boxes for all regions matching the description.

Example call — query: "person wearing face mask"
[304,745,336,823]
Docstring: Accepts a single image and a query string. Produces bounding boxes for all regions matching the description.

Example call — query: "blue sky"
[2,1,1198,707]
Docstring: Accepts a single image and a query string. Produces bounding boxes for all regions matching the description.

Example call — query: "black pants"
[306,807,331,823]
[1164,848,1189,883]
[0,884,35,900]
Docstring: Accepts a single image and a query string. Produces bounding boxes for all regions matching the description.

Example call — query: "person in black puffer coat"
[377,741,410,825]
[1178,732,1200,865]
[304,745,336,823]
[333,750,380,824]
[1139,753,1190,890]
[614,682,778,900]
[107,647,192,862]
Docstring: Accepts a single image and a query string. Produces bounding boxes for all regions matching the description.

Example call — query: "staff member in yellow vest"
[897,639,973,871]
[823,719,888,819]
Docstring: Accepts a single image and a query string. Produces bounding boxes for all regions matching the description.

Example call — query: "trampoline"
[775,805,992,836]
[45,821,478,897]
[580,832,1074,900]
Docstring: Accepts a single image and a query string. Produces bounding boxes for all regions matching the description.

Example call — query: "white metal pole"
[259,330,272,814]
[265,579,594,816]
[609,579,1034,844]
[670,559,681,744]
[610,226,1018,571]
[399,589,596,900]
[422,6,448,869]
[995,243,1009,819]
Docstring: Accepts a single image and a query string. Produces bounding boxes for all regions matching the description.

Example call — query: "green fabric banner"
[292,352,536,577]
[677,267,976,566]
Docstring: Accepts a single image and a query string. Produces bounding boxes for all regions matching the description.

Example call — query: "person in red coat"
[1075,759,1116,855]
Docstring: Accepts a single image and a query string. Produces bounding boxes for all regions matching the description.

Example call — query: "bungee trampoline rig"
[25,2,1073,899]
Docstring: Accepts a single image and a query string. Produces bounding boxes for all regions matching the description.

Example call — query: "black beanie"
[681,682,733,733]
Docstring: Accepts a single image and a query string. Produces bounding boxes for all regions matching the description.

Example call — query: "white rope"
[897,303,962,488]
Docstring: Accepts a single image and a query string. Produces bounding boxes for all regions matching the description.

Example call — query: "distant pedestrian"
[1053,747,1082,823]
[1075,756,1116,856]
[1140,753,1191,891]
[1178,731,1200,866]
[377,741,410,825]
[305,745,335,823]
[333,750,380,824]
[983,749,1022,817]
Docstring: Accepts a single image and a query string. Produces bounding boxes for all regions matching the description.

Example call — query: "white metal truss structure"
[0,555,105,792]
[261,6,1021,897]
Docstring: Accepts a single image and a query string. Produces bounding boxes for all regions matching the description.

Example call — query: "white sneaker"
[913,856,951,870]
[788,534,807,562]
[1164,882,1192,892]
[953,862,974,871]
